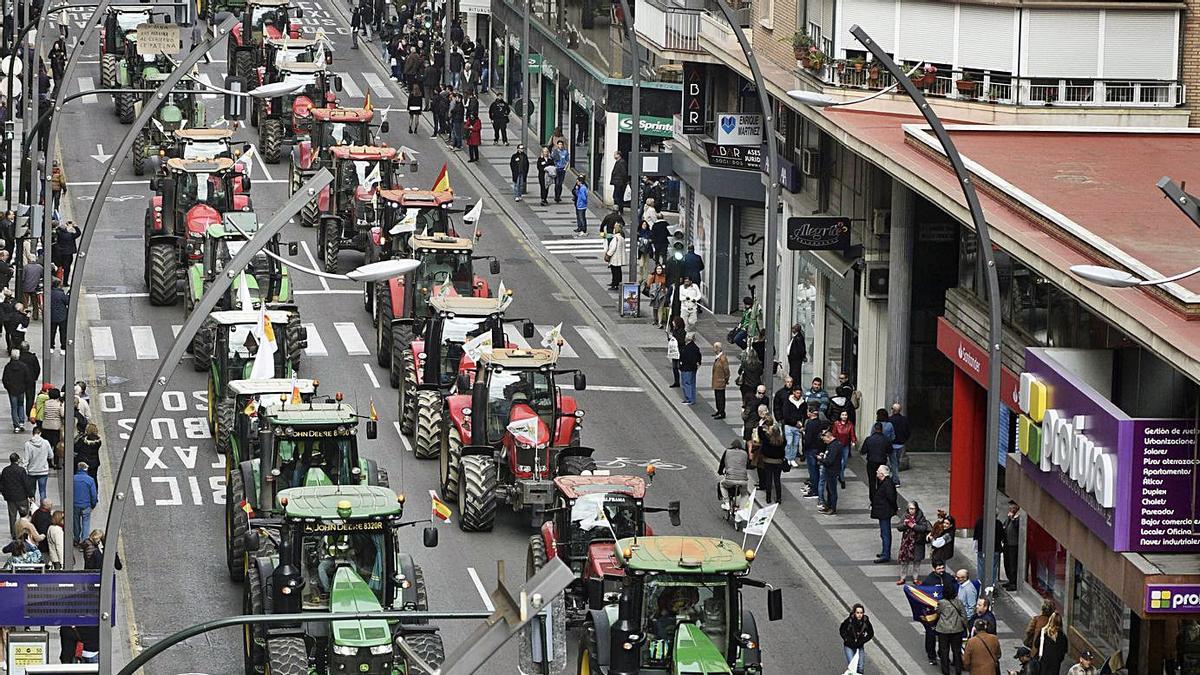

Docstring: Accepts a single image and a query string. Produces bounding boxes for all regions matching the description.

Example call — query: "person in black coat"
[509,145,529,202]
[489,97,510,144]
[421,62,441,111]
[860,423,892,502]
[2,354,27,432]
[677,333,702,405]
[609,151,629,213]
[787,324,807,383]
[870,465,898,562]
[1,452,32,537]
[18,344,38,411]
[650,218,670,263]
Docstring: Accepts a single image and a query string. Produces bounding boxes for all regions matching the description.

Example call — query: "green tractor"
[98,6,149,92]
[569,536,783,675]
[241,485,444,674]
[112,43,182,125]
[130,78,206,175]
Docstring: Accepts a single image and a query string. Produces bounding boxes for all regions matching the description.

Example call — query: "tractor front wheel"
[390,323,414,387]
[401,632,446,671]
[260,119,283,164]
[147,242,179,306]
[116,92,135,124]
[131,134,148,175]
[226,469,248,582]
[413,391,442,460]
[457,454,497,532]
[440,427,463,502]
[398,353,418,435]
[265,637,307,675]
[243,566,267,675]
[100,54,117,88]
[526,535,546,578]
[299,195,318,228]
[557,454,597,477]
[215,397,236,458]
[375,298,394,369]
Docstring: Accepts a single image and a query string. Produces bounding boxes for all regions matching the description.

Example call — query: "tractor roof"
[229,378,317,396]
[174,128,234,141]
[330,145,398,161]
[110,5,151,12]
[555,475,647,500]
[312,107,372,122]
[379,188,453,207]
[280,61,326,75]
[164,157,235,173]
[616,536,749,574]
[278,484,402,520]
[266,36,317,48]
[431,296,508,315]
[409,234,473,251]
[480,348,559,369]
[208,309,293,325]
[249,0,294,7]
[267,401,360,425]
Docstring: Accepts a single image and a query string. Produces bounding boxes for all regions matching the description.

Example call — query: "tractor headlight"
[331,645,356,656]
[369,645,393,655]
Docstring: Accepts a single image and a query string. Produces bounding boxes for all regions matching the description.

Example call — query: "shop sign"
[1017,348,1198,552]
[703,143,761,171]
[1147,585,1200,613]
[777,155,800,193]
[527,54,543,74]
[715,112,762,145]
[934,318,1021,410]
[682,62,707,135]
[616,114,674,138]
[786,216,850,251]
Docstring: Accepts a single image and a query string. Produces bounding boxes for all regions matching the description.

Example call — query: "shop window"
[1070,561,1126,656]
[1026,517,1067,609]
[791,257,818,384]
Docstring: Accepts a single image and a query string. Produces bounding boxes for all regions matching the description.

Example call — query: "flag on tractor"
[249,306,277,380]
[430,490,451,523]
[369,399,379,421]
[364,89,373,112]
[236,272,254,310]
[289,377,302,405]
[432,163,451,192]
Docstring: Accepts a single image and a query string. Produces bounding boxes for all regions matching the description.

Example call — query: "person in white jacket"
[46,510,64,569]
[678,277,702,329]
[23,427,52,502]
[605,223,628,290]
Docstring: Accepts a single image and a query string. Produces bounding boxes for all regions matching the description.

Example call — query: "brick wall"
[751,0,802,75]
[1184,0,1200,126]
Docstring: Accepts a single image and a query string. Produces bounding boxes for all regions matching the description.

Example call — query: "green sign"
[617,114,673,138]
[527,54,543,74]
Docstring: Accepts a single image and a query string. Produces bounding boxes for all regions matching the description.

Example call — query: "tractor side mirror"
[573,372,586,391]
[489,259,500,275]
[288,241,299,256]
[521,321,535,339]
[422,526,438,548]
[767,588,783,621]
[333,75,343,92]
[241,175,252,191]
[668,500,681,527]
[243,530,261,553]
[149,177,160,191]
[366,420,378,439]
[380,120,390,134]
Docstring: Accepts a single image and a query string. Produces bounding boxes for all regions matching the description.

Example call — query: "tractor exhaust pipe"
[610,590,640,675]
[258,416,275,513]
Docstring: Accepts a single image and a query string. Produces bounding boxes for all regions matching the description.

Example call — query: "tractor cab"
[373,189,458,257]
[230,0,302,54]
[99,6,149,87]
[312,145,404,273]
[264,37,328,80]
[290,108,380,224]
[255,61,337,163]
[169,128,238,161]
[130,77,206,175]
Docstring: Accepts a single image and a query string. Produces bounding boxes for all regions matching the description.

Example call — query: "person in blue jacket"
[572,176,589,236]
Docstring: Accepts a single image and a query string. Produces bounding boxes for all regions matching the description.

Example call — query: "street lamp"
[788,26,1005,591]
[1069,263,1200,288]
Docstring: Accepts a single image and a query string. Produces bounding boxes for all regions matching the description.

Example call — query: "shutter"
[898,1,954,64]
[1026,9,1100,78]
[806,0,822,32]
[839,0,896,53]
[735,205,766,302]
[1103,10,1177,80]
[957,5,1016,73]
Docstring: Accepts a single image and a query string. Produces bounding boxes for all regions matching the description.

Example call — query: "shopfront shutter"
[957,5,1016,73]
[897,1,954,65]
[1025,9,1100,78]
[735,205,766,303]
[1103,10,1177,80]
[839,0,896,54]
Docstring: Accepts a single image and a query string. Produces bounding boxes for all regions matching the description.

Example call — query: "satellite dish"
[0,56,22,78]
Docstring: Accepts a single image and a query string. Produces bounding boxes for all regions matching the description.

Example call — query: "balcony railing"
[636,0,703,53]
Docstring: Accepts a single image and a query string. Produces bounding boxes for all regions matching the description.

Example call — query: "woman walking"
[896,501,932,585]
[839,604,875,674]
[934,582,968,675]
[753,413,786,504]
[831,409,856,488]
[536,148,554,206]
[667,315,685,388]
[1027,605,1068,675]
[604,222,627,290]
[645,264,668,328]
[464,113,482,162]
[406,83,424,133]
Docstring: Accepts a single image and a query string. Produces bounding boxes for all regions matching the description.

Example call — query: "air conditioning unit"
[801,148,820,177]
[872,208,891,236]
[865,263,890,300]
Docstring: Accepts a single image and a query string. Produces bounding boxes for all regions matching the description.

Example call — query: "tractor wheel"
[413,391,442,460]
[100,54,117,88]
[147,242,179,306]
[243,565,267,675]
[321,219,340,273]
[235,48,252,83]
[375,300,393,369]
[260,119,283,164]
[457,455,497,532]
[265,637,308,675]
[411,564,428,611]
[363,281,374,315]
[401,632,446,671]
[398,353,418,435]
[215,396,236,459]
[526,535,546,579]
[365,458,389,487]
[131,134,148,176]
[522,535,567,670]
[193,319,215,372]
[439,427,463,502]
[390,323,414,388]
[226,42,238,77]
[299,196,318,228]
[226,469,248,582]
[557,454,597,477]
[116,92,135,124]
[285,314,304,369]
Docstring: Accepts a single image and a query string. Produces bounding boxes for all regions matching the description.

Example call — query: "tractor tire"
[285,314,304,370]
[193,319,215,372]
[321,219,340,273]
[365,458,388,487]
[439,427,463,502]
[557,454,596,477]
[116,92,135,124]
[390,323,414,388]
[226,469,248,582]
[398,354,418,435]
[299,196,318,228]
[147,242,179,306]
[100,54,117,88]
[131,134,148,176]
[260,119,283,164]
[398,563,429,626]
[243,566,267,675]
[265,637,308,675]
[235,48,252,83]
[457,455,497,532]
[526,535,546,579]
[401,632,446,671]
[215,396,236,459]
[363,281,374,315]
[413,391,442,460]
[375,301,393,369]
[226,42,238,77]
[576,629,600,675]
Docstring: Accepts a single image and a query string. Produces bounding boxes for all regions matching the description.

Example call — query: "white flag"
[462,331,493,363]
[540,322,563,350]
[248,305,278,380]
[735,488,756,524]
[743,503,778,537]
[497,280,507,298]
[236,272,254,310]
[464,198,483,224]
[506,416,540,446]
[570,492,610,531]
[389,208,418,235]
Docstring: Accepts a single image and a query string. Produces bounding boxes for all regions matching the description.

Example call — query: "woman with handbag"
[753,413,786,504]
[1030,612,1068,675]
[934,582,967,674]
[645,265,668,328]
[667,316,686,388]
[604,223,627,290]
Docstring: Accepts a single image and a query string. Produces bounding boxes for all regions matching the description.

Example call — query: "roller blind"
[957,5,1015,73]
[840,0,896,53]
[898,1,954,64]
[1103,10,1177,80]
[1026,9,1100,78]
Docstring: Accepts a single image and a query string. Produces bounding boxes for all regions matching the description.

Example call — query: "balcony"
[636,0,703,53]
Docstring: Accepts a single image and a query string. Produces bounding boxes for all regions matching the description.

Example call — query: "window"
[1071,561,1126,654]
[641,575,730,666]
[300,530,386,606]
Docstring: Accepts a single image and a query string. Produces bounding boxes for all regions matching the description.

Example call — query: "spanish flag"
[369,399,379,422]
[363,89,373,113]
[289,376,302,405]
[243,399,258,416]
[432,163,450,192]
[430,490,451,523]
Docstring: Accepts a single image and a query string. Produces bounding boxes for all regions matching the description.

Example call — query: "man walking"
[860,422,891,503]
[509,145,529,202]
[818,429,843,515]
[1,452,31,537]
[572,176,589,235]
[609,151,628,213]
[678,333,701,405]
[18,343,38,412]
[801,408,829,500]
[23,426,50,502]
[1003,501,1021,590]
[888,402,911,484]
[489,96,510,144]
[49,279,68,355]
[73,461,97,546]
[870,465,897,563]
[3,349,28,431]
[711,341,729,419]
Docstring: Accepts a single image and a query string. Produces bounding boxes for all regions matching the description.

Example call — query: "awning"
[810,249,855,278]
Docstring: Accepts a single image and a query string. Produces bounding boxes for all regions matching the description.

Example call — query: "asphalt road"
[55,3,849,672]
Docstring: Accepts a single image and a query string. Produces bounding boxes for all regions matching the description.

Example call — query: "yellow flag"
[289,377,302,405]
[432,163,450,192]
[430,490,451,523]
[364,89,373,112]
[369,399,379,421]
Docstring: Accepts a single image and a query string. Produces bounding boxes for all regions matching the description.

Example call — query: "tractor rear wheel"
[557,454,597,477]
[299,195,318,228]
[375,299,393,369]
[265,637,307,675]
[398,353,418,435]
[131,134,148,175]
[147,242,179,306]
[285,314,304,369]
[234,48,252,83]
[100,54,117,88]
[439,427,463,502]
[243,565,267,675]
[215,397,236,459]
[413,391,442,460]
[116,92,135,124]
[321,219,340,273]
[458,455,496,532]
[260,119,283,163]
[193,318,215,372]
[401,632,446,671]
[227,469,248,582]
[390,323,414,388]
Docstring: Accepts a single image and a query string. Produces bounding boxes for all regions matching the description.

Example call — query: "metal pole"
[614,0,638,285]
[519,0,528,151]
[97,169,334,674]
[849,25,1002,589]
[714,0,778,391]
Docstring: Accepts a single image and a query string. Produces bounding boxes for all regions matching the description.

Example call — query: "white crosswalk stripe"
[337,72,363,99]
[361,72,393,99]
[535,324,577,358]
[541,238,606,257]
[334,322,371,356]
[130,325,159,360]
[302,323,327,357]
[502,324,532,350]
[574,326,617,359]
[89,327,116,360]
[78,77,97,103]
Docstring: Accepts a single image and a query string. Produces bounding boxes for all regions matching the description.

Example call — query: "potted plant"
[956,72,977,95]
[921,63,938,88]
[867,64,880,82]
[802,46,827,72]
[789,30,813,60]
[849,56,865,72]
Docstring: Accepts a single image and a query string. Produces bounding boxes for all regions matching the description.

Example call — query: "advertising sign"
[786,216,850,251]
[619,282,640,317]
[1147,585,1200,614]
[682,62,707,135]
[1017,348,1198,552]
[703,142,761,171]
[135,23,181,56]
[5,632,47,675]
[935,319,1022,410]
[715,112,762,145]
[616,114,674,138]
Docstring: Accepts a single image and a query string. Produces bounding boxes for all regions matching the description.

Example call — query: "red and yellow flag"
[430,490,451,523]
[432,163,451,193]
[290,377,302,405]
[369,399,379,422]
[364,89,373,112]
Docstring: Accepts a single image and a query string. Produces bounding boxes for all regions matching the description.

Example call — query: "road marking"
[361,72,393,99]
[394,422,414,452]
[302,323,327,357]
[334,322,370,356]
[90,326,116,360]
[299,240,330,291]
[171,325,182,337]
[534,324,576,358]
[130,325,159,360]
[93,292,149,299]
[587,385,644,393]
[467,567,495,611]
[294,289,362,295]
[337,72,362,98]
[502,324,531,350]
[574,326,616,359]
[362,362,380,388]
[78,76,97,103]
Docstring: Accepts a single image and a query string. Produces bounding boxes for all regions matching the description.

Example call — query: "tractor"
[314,145,406,273]
[112,46,182,125]
[440,348,589,532]
[130,78,206,175]
[254,61,339,163]
[261,36,330,82]
[399,295,535,459]
[227,398,389,582]
[569,536,783,675]
[291,108,398,227]
[143,158,253,306]
[372,234,498,388]
[529,474,680,628]
[98,6,149,93]
[167,128,242,161]
[360,189,459,315]
[241,485,445,674]
[227,0,303,82]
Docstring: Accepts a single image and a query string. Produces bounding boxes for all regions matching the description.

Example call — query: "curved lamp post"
[1069,263,1200,288]
[788,25,1004,591]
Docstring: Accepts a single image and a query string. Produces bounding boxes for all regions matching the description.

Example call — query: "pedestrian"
[3,349,28,432]
[464,112,482,162]
[833,371,858,423]
[888,402,911,482]
[1002,501,1021,590]
[18,344,38,412]
[772,375,794,422]
[30,497,50,555]
[81,529,121,570]
[4,302,28,352]
[448,47,463,89]
[604,222,627,289]
[973,514,1004,584]
[449,94,465,149]
[645,264,668,328]
[610,150,628,212]
[956,568,979,625]
[681,245,704,287]
[677,277,701,329]
[3,529,42,567]
[801,407,829,500]
[422,61,440,112]
[711,341,729,419]
[77,624,99,664]
[551,140,570,202]
[803,377,830,417]
[39,389,62,456]
[934,581,967,675]
[839,603,874,674]
[0,251,13,289]
[46,509,63,569]
[461,62,477,97]
[717,439,749,509]
[961,620,1002,675]
[49,279,68,354]
[49,161,66,215]
[742,384,768,442]
[74,424,101,489]
[359,1,374,40]
[1,452,31,538]
[896,501,931,584]
[23,426,50,502]
[489,96,510,144]
[72,461,97,546]
[641,197,660,232]
[1031,612,1067,675]
[537,147,554,205]
[779,387,805,468]
[406,82,424,133]
[599,209,624,241]
[1011,647,1034,675]
[549,126,567,150]
[870,465,898,563]
[650,209,670,264]
[572,176,589,235]
[929,511,956,566]
[818,429,843,515]
[1066,650,1098,675]
[678,332,701,405]
[30,384,50,430]
[636,220,653,279]
[666,315,685,388]
[753,413,785,504]
[1023,599,1056,658]
[737,345,763,406]
[57,6,68,38]
[508,144,529,201]
[350,5,362,48]
[972,597,997,636]
[830,409,856,488]
[59,625,80,663]
[22,254,42,319]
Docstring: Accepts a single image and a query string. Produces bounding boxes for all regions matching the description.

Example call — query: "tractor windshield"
[274,46,316,69]
[275,436,356,489]
[434,317,488,384]
[562,496,640,559]
[220,239,272,291]
[338,159,388,191]
[413,252,473,315]
[183,141,228,160]
[300,529,386,606]
[176,172,232,212]
[319,121,369,148]
[115,12,147,31]
[483,369,554,444]
[643,575,731,666]
[252,7,288,31]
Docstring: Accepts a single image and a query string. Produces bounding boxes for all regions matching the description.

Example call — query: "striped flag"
[369,399,379,421]
[432,163,450,192]
[430,490,451,523]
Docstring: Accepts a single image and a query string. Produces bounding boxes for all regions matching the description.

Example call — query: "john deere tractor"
[130,78,206,175]
[227,398,388,582]
[227,0,303,82]
[313,145,406,273]
[254,61,339,163]
[241,485,444,674]
[441,348,589,532]
[98,6,149,93]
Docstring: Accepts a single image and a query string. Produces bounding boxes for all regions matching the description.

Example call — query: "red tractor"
[253,61,340,163]
[227,0,303,82]
[441,348,589,532]
[291,107,397,227]
[314,145,406,273]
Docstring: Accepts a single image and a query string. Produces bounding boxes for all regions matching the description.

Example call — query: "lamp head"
[786,90,838,108]
[248,81,305,99]
[1069,264,1143,288]
[344,259,421,282]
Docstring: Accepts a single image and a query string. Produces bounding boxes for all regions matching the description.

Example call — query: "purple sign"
[0,572,114,626]
[1146,584,1200,614]
[1019,348,1198,552]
